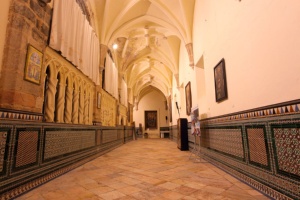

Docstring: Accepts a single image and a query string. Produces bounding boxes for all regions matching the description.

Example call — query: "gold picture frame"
[24,44,43,84]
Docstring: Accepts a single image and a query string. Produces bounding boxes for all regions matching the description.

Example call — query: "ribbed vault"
[89,0,195,104]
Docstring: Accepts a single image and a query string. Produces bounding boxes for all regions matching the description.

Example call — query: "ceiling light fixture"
[112,43,118,50]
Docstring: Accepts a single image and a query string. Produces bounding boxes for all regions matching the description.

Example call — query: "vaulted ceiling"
[89,0,195,103]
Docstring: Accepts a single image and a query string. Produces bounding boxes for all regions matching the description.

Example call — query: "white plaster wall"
[133,90,168,138]
[173,42,198,122]
[193,0,300,118]
[0,0,11,77]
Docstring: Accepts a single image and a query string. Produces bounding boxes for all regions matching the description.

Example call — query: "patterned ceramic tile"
[0,131,8,173]
[271,125,300,179]
[15,130,39,168]
[102,130,118,143]
[203,127,244,159]
[44,130,95,160]
[246,126,269,168]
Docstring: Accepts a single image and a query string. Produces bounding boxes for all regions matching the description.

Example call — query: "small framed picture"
[214,58,228,102]
[24,44,43,84]
[185,81,192,115]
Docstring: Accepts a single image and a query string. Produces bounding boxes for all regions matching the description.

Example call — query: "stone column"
[78,88,84,124]
[64,84,73,123]
[44,78,57,122]
[55,82,66,123]
[72,88,79,124]
[83,90,89,124]
[89,90,94,124]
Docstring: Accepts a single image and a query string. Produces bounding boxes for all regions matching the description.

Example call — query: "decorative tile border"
[0,110,42,122]
[202,100,300,124]
[0,129,10,176]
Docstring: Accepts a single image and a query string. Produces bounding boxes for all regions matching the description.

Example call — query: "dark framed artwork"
[145,110,157,129]
[24,44,43,84]
[185,81,192,115]
[214,58,228,102]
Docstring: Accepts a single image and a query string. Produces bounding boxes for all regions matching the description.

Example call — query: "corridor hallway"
[17,139,269,200]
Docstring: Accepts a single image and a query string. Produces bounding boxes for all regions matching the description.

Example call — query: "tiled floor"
[17,139,270,200]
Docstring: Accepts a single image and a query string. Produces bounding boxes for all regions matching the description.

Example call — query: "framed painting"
[185,81,192,115]
[145,110,157,129]
[214,58,228,102]
[24,44,43,84]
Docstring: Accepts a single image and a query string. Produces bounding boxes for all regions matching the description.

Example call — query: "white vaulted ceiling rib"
[89,0,195,103]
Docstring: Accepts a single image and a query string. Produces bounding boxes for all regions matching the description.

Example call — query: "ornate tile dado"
[0,120,134,200]
[102,130,118,143]
[202,126,245,160]
[203,153,294,200]
[271,124,300,180]
[13,129,40,170]
[195,100,300,199]
[201,147,299,199]
[43,129,95,160]
[245,125,270,169]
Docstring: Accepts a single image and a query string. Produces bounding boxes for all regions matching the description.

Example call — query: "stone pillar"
[55,82,66,123]
[0,0,52,113]
[99,44,108,69]
[78,88,84,124]
[89,90,94,124]
[72,88,79,124]
[44,78,57,122]
[64,84,73,123]
[93,44,108,124]
[83,90,89,124]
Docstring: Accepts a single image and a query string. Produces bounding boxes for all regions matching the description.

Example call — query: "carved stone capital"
[185,43,194,68]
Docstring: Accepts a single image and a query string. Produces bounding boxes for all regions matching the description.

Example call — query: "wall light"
[112,43,118,50]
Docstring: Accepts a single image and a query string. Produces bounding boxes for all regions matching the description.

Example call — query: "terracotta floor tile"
[174,185,197,196]
[158,181,181,190]
[15,139,270,200]
[117,185,142,195]
[97,190,126,200]
[160,190,185,199]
